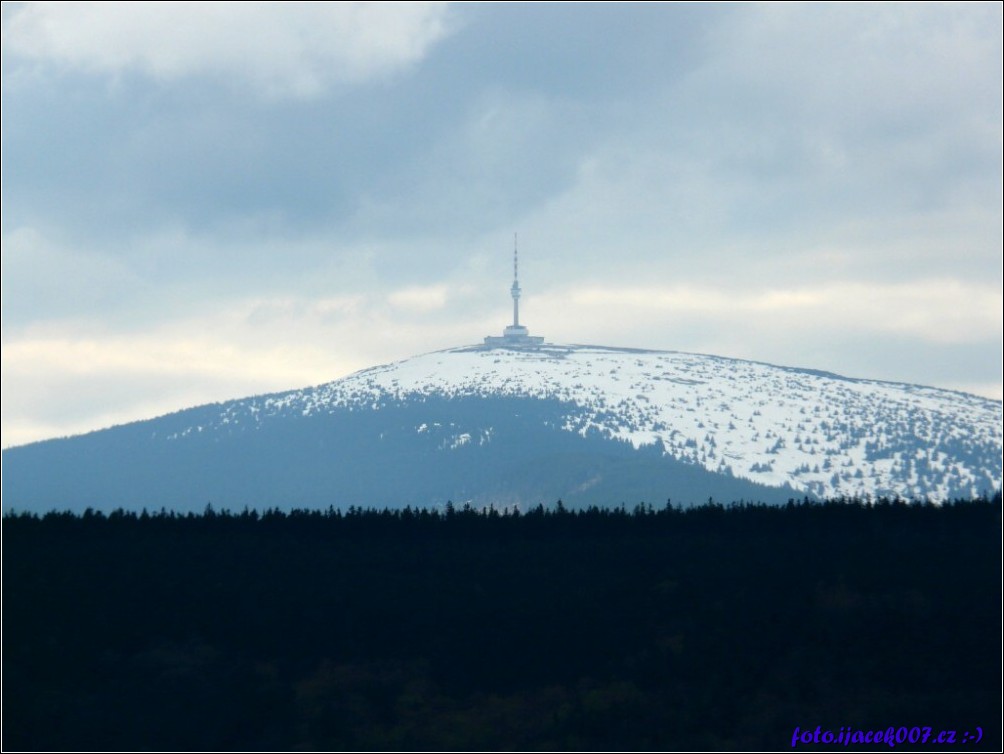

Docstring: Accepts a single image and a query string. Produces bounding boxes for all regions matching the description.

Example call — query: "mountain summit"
[3,343,1001,513]
[4,242,1001,512]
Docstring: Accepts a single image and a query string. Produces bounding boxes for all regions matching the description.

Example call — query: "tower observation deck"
[484,235,545,348]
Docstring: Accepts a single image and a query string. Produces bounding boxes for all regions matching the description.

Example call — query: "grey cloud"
[2,3,456,97]
[1,3,1000,444]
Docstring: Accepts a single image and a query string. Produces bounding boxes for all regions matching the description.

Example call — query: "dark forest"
[3,496,1000,751]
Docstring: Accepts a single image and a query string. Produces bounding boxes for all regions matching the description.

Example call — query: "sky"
[2,1,1002,448]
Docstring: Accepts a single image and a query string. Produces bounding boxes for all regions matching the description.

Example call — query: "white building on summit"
[484,236,545,348]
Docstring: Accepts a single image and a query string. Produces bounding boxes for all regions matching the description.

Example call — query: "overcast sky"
[2,2,1002,448]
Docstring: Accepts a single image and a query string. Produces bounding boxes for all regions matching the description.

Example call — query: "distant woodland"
[3,496,1001,751]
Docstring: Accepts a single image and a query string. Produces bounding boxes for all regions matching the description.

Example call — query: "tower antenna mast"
[511,232,521,328]
[483,233,543,347]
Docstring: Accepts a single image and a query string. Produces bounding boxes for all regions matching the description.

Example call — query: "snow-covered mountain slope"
[175,344,999,501]
[3,344,1001,512]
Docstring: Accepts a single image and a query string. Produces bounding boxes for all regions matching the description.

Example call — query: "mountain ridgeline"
[2,344,1001,513]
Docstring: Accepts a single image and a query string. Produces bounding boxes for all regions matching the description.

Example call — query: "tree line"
[3,494,1000,750]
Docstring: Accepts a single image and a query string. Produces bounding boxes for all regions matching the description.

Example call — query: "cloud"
[0,312,354,448]
[388,284,449,313]
[1,4,1000,447]
[2,1,454,98]
[561,280,1002,345]
[0,226,148,329]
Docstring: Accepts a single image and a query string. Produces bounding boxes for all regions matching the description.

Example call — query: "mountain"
[2,343,1001,513]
